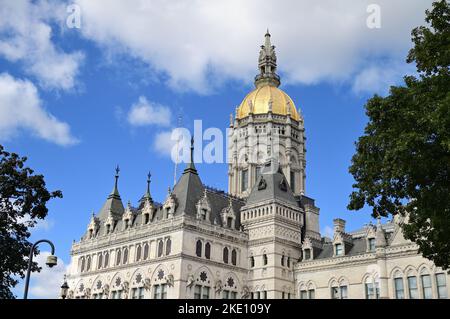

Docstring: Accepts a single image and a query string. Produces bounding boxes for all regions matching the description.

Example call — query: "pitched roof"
[246,166,298,206]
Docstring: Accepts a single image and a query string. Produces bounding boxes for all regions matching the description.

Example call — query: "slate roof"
[246,166,298,207]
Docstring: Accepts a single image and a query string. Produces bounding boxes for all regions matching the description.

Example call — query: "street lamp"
[60,275,69,299]
[23,239,57,299]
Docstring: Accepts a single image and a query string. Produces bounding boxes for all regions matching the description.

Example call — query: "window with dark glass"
[250,256,255,268]
[157,240,163,257]
[368,238,376,252]
[205,242,211,259]
[123,248,128,264]
[231,249,237,266]
[196,240,202,257]
[97,253,103,270]
[194,285,210,299]
[263,254,268,266]
[223,247,229,264]
[241,169,248,192]
[165,238,172,255]
[144,214,150,224]
[143,244,149,260]
[153,284,167,299]
[304,249,311,260]
[335,244,343,256]
[300,290,307,299]
[86,256,91,271]
[104,252,109,268]
[116,250,121,266]
[136,245,142,262]
[308,289,315,299]
[281,254,285,266]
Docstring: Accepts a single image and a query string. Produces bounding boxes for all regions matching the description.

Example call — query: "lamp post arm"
[23,239,56,299]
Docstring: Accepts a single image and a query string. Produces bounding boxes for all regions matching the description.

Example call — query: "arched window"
[250,256,255,268]
[86,256,91,271]
[205,242,211,260]
[104,252,109,268]
[223,247,229,264]
[157,240,163,257]
[116,250,121,266]
[196,240,202,257]
[281,254,285,266]
[136,245,142,261]
[97,253,103,270]
[143,243,149,260]
[165,238,172,255]
[80,257,85,272]
[231,249,237,266]
[263,254,268,266]
[287,257,291,268]
[123,248,128,264]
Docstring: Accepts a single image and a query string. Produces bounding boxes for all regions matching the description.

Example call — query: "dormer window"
[106,224,111,234]
[335,244,343,256]
[144,214,150,224]
[368,238,376,252]
[304,249,311,260]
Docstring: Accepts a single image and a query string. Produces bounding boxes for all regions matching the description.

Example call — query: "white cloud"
[28,251,67,299]
[74,0,432,94]
[352,61,416,95]
[127,96,171,127]
[0,73,79,146]
[0,0,84,90]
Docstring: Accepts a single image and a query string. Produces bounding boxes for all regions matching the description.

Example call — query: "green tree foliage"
[349,1,450,269]
[0,145,62,298]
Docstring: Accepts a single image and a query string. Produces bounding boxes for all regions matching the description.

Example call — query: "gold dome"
[237,85,300,121]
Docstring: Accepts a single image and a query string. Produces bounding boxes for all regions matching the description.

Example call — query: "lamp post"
[23,239,57,299]
[60,275,69,299]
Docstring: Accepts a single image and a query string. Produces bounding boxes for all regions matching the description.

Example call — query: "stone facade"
[64,32,449,300]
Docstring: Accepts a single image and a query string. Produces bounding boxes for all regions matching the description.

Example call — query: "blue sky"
[0,0,433,298]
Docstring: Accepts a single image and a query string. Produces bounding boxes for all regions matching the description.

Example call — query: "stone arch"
[74,278,85,298]
[130,268,145,288]
[222,272,240,292]
[418,263,432,275]
[390,267,404,278]
[110,272,124,291]
[194,265,214,286]
[150,263,170,283]
[405,265,418,277]
[338,276,350,286]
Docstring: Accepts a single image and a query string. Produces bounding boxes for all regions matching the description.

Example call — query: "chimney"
[333,218,346,234]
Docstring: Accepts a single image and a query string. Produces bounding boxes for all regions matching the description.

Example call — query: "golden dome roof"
[236,85,300,121]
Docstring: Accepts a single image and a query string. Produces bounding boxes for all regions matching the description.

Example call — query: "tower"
[228,30,306,198]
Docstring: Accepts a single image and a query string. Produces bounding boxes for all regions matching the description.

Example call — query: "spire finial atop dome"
[255,29,280,88]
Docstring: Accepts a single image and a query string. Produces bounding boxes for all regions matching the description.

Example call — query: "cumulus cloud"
[0,73,79,146]
[0,0,84,90]
[28,251,67,299]
[127,96,171,127]
[74,0,432,94]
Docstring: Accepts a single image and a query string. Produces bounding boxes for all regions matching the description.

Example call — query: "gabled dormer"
[301,236,323,261]
[87,212,100,239]
[365,223,377,252]
[163,187,177,219]
[332,219,353,257]
[221,198,236,229]
[196,189,211,221]
[122,201,135,230]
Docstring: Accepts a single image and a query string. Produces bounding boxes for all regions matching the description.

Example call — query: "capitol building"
[64,32,449,299]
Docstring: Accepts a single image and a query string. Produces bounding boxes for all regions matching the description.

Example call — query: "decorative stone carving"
[121,281,129,299]
[221,198,236,229]
[144,278,151,290]
[166,274,174,287]
[258,176,267,190]
[241,286,250,299]
[214,279,223,294]
[163,189,177,219]
[186,274,195,288]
